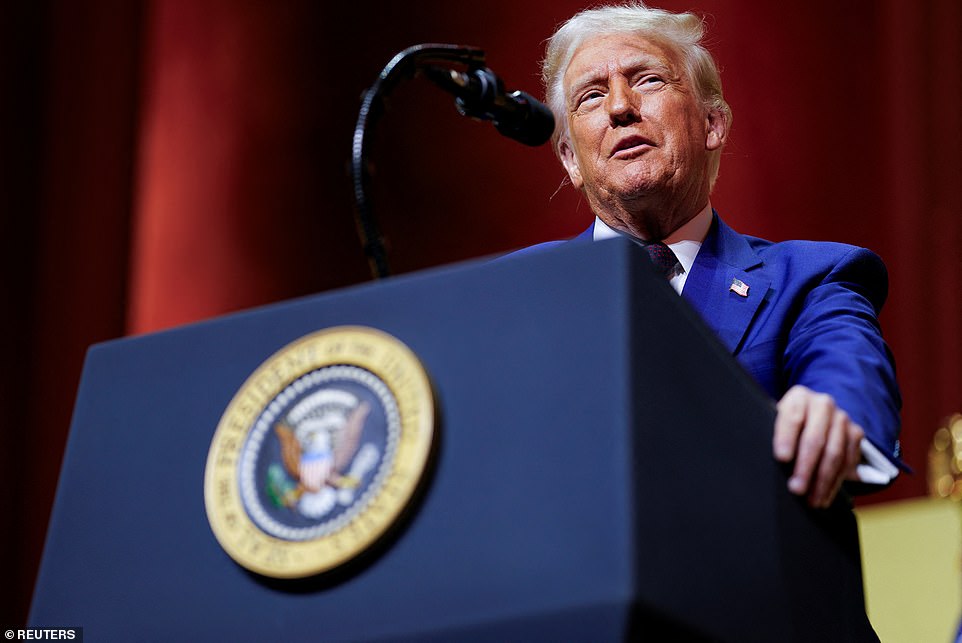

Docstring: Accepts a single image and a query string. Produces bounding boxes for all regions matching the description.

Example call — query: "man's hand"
[774,385,864,508]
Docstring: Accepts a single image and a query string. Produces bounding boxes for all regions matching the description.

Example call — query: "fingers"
[786,389,833,498]
[773,386,864,508]
[773,385,809,463]
[810,408,848,507]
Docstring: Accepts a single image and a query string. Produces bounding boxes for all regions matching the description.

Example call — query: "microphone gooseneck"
[351,44,554,280]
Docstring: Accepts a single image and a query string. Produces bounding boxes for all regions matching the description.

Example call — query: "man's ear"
[705,108,729,151]
[559,138,584,190]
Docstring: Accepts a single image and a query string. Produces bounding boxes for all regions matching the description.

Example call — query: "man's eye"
[638,75,665,87]
[578,91,604,105]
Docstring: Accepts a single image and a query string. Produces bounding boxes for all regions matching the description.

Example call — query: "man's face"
[559,33,725,227]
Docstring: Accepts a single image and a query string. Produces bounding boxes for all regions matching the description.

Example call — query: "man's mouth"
[611,135,655,158]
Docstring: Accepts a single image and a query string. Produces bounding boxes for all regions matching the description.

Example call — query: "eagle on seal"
[271,401,371,507]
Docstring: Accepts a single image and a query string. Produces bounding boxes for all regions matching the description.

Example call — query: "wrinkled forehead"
[563,32,683,92]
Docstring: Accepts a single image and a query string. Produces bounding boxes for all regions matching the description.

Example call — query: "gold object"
[204,326,436,578]
[928,413,962,501]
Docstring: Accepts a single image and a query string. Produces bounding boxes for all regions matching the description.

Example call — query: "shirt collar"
[592,203,713,294]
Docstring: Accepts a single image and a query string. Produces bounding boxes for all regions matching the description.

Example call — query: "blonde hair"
[543,2,732,186]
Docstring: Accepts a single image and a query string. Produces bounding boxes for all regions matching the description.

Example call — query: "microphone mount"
[420,65,555,147]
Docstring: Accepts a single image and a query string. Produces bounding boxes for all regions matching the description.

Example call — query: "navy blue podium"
[30,239,875,641]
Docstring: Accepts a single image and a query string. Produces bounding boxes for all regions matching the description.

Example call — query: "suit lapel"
[682,215,770,354]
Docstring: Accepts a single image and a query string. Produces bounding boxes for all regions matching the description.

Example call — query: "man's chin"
[611,179,662,203]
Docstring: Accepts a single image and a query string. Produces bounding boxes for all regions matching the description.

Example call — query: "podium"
[30,239,876,641]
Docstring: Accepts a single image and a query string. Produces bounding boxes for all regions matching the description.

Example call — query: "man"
[526,2,902,507]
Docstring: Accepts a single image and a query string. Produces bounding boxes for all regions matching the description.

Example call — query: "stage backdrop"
[2,0,959,626]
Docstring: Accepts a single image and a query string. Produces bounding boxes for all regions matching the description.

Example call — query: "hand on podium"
[774,385,866,508]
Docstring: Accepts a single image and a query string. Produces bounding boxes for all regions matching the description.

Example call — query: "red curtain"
[3,0,959,625]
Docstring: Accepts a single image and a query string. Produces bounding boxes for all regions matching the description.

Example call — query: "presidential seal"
[204,326,436,578]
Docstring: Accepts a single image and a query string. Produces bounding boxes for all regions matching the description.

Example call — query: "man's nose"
[606,77,640,125]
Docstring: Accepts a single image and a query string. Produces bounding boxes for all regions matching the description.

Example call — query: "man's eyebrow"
[566,54,675,97]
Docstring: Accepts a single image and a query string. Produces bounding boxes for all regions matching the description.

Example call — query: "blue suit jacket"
[523,213,902,468]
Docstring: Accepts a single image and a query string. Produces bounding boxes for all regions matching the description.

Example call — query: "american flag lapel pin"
[730,278,749,297]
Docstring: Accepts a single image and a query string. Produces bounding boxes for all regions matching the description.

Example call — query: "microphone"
[423,65,555,147]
